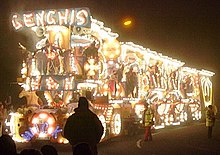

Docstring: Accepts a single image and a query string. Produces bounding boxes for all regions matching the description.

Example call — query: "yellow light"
[58,138,63,143]
[58,137,69,144]
[48,127,54,134]
[39,132,47,138]
[124,20,131,26]
[63,138,69,144]
[102,39,121,60]
[47,117,55,125]
[104,84,108,89]
[122,17,133,28]
[39,113,48,119]
[32,118,38,124]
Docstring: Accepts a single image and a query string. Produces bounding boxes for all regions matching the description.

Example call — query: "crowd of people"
[0,134,94,155]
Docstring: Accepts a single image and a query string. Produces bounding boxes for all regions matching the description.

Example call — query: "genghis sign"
[11,7,91,30]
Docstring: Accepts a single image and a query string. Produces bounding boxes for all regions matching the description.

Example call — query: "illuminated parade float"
[6,8,215,143]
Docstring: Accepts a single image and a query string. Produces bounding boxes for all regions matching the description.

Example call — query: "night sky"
[0,0,220,104]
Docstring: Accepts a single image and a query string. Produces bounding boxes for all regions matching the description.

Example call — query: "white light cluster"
[64,76,74,90]
[46,77,59,90]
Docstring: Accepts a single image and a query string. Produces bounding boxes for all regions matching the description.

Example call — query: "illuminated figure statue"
[148,65,156,88]
[170,70,178,90]
[44,45,62,75]
[19,89,42,109]
[35,51,47,75]
[125,67,138,98]
[153,62,162,88]
[114,64,125,99]
[181,76,194,98]
[84,42,99,58]
[36,31,65,75]
[108,72,117,98]
[51,94,64,108]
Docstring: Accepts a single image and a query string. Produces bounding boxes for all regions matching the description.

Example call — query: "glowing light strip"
[121,42,184,67]
[91,17,119,38]
[199,69,215,76]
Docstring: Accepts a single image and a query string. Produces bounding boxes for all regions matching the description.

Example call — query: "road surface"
[17,120,220,155]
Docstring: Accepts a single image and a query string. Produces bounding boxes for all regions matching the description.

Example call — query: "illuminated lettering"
[12,14,23,30]
[47,10,57,25]
[35,11,45,26]
[23,13,36,27]
[76,9,88,26]
[21,130,34,141]
[58,9,69,25]
[69,10,75,26]
[52,125,62,139]
[11,8,91,30]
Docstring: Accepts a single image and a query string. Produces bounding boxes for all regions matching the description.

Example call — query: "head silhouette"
[41,144,58,155]
[20,148,42,155]
[73,142,93,155]
[0,134,17,155]
[78,97,89,109]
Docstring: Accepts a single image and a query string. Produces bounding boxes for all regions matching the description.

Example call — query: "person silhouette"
[20,148,42,155]
[64,97,104,155]
[73,142,93,155]
[0,134,17,155]
[41,144,58,155]
[206,105,216,138]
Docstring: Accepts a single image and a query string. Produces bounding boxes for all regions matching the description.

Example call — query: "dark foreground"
[17,120,220,155]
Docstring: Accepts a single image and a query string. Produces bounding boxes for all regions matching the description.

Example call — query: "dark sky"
[0,0,220,102]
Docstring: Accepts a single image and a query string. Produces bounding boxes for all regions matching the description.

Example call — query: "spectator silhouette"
[0,134,17,155]
[73,142,93,155]
[20,148,42,155]
[206,105,216,138]
[41,144,58,155]
[64,96,104,155]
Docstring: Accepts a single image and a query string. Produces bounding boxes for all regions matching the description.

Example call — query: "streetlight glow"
[124,20,132,26]
[122,17,133,28]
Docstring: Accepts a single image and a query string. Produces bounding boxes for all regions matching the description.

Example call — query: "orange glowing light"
[122,17,133,28]
[124,20,132,26]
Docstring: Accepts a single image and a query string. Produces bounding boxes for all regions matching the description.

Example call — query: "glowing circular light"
[30,112,56,137]
[111,113,121,135]
[103,39,121,60]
